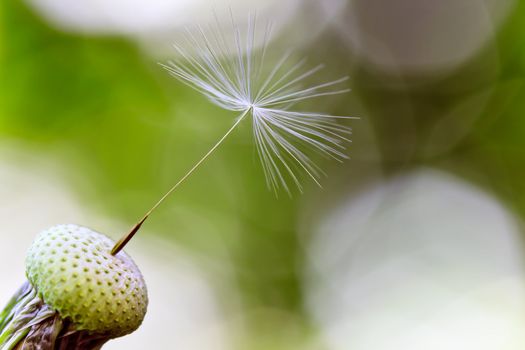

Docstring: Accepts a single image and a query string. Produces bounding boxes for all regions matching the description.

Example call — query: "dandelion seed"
[111,13,356,255]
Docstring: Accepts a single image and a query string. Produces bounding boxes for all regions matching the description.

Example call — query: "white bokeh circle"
[304,169,525,350]
[337,0,516,74]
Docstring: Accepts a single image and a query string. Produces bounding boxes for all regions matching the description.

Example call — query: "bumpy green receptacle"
[0,224,148,350]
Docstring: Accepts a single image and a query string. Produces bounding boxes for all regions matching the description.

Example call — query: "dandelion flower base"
[0,224,148,350]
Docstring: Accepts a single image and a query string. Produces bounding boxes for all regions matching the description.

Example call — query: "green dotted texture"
[25,224,148,337]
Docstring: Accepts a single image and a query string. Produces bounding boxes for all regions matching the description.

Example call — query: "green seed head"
[25,224,148,338]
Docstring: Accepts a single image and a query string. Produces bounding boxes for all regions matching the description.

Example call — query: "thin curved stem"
[111,109,250,255]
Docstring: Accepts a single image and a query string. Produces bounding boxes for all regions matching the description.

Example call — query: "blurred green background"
[1,0,525,349]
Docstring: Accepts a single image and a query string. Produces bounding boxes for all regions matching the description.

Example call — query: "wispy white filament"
[161,14,355,194]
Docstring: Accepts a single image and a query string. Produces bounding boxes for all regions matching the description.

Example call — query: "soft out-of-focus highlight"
[1,0,525,349]
[305,169,525,350]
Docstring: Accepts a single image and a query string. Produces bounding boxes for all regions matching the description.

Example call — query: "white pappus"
[160,14,356,195]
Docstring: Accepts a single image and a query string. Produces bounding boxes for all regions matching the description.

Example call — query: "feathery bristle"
[161,13,356,194]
